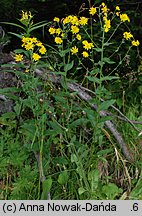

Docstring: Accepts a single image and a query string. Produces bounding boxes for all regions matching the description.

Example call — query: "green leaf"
[0,22,25,30]
[14,49,25,53]
[100,76,119,81]
[94,48,102,52]
[64,61,74,72]
[0,87,21,94]
[57,171,69,185]
[78,187,87,195]
[97,149,113,156]
[71,154,78,163]
[103,57,115,64]
[99,99,116,110]
[104,42,113,47]
[102,183,123,199]
[8,32,23,39]
[90,68,100,75]
[68,118,89,128]
[41,178,52,200]
[29,22,47,32]
[48,121,63,133]
[86,76,101,84]
[59,48,70,57]
[88,170,99,191]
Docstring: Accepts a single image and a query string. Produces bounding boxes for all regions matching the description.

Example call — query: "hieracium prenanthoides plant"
[12,2,140,133]
[1,2,140,199]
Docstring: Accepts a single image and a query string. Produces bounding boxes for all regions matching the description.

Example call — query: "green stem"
[109,46,132,75]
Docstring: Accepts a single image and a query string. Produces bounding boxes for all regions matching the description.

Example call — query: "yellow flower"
[71,25,79,34]
[36,41,43,47]
[104,19,111,32]
[132,40,140,46]
[120,14,130,22]
[79,17,88,25]
[22,36,29,43]
[39,46,47,54]
[82,40,94,50]
[14,54,23,62]
[123,32,133,40]
[54,37,63,44]
[70,16,79,25]
[116,6,120,11]
[24,42,34,50]
[76,34,81,41]
[49,27,56,34]
[32,53,41,61]
[101,2,105,7]
[56,28,61,35]
[61,33,65,38]
[53,17,60,22]
[89,7,97,16]
[71,46,78,54]
[30,37,38,43]
[116,12,120,17]
[82,51,89,58]
[101,3,108,14]
[25,69,29,73]
[63,16,70,25]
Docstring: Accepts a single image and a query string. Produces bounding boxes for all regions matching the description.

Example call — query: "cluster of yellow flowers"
[123,32,140,46]
[20,11,33,22]
[101,3,111,33]
[15,3,140,63]
[70,40,94,57]
[49,15,89,47]
[14,36,47,62]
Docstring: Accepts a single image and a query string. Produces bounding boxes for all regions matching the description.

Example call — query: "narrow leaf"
[99,99,116,110]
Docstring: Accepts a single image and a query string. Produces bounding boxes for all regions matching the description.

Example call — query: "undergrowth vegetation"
[0,1,142,200]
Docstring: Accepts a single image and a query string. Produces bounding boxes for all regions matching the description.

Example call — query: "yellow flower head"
[76,34,81,41]
[89,7,97,16]
[54,37,63,44]
[14,54,23,62]
[30,37,38,43]
[101,2,105,7]
[82,40,94,50]
[71,46,78,55]
[70,16,79,25]
[120,14,130,22]
[79,17,88,25]
[71,25,79,34]
[123,32,133,40]
[104,19,111,32]
[63,16,70,25]
[49,27,56,34]
[22,36,29,43]
[56,28,61,35]
[101,3,108,14]
[53,17,60,22]
[32,53,41,61]
[116,6,120,11]
[116,12,120,17]
[36,41,43,47]
[82,51,89,58]
[132,40,140,46]
[24,42,34,50]
[39,46,47,54]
